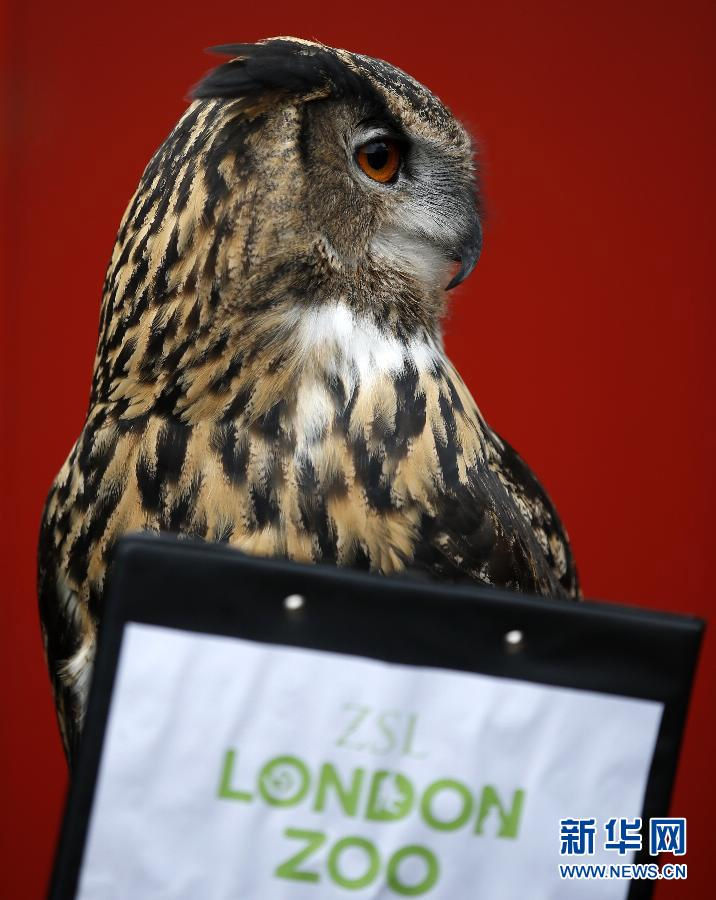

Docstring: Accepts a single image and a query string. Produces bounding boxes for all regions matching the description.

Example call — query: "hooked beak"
[446,204,483,291]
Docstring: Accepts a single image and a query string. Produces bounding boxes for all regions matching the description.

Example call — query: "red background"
[1,1,713,896]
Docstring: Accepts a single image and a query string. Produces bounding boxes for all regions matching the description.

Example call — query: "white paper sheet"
[77,624,662,899]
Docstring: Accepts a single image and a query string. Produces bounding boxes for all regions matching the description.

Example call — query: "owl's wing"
[486,432,580,599]
[410,444,580,600]
[407,363,580,599]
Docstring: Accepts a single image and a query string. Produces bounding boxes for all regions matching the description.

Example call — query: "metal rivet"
[283,594,305,611]
[504,629,524,653]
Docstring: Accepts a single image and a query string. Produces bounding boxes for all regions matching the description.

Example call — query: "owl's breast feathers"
[40,314,578,625]
[39,326,578,756]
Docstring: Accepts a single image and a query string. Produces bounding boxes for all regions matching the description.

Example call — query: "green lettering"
[336,703,371,750]
[475,786,525,838]
[327,836,380,889]
[387,845,439,896]
[275,828,325,882]
[314,763,365,816]
[375,711,399,753]
[365,771,414,821]
[259,755,310,807]
[217,749,252,802]
[402,714,427,759]
[420,778,473,831]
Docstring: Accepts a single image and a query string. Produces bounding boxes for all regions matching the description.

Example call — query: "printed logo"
[558,816,688,882]
[218,704,526,895]
[560,818,596,855]
[604,817,642,855]
[649,818,686,856]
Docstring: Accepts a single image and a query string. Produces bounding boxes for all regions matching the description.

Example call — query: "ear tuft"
[192,38,374,105]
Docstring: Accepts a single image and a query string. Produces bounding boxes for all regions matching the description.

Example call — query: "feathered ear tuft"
[191,38,376,105]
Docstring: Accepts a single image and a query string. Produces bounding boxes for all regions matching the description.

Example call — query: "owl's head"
[94,39,482,413]
[194,39,481,295]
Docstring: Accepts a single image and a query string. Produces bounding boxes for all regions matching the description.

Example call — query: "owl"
[38,38,579,764]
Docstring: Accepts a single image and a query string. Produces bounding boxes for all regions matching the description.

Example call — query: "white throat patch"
[290,302,442,456]
[296,301,440,388]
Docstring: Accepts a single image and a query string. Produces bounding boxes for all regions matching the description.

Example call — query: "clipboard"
[49,534,704,899]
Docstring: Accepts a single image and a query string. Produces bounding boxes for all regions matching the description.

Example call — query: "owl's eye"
[355,138,402,184]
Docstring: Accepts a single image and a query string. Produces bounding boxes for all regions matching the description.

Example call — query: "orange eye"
[356,138,402,183]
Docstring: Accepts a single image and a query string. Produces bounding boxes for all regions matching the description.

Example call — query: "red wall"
[2,2,713,896]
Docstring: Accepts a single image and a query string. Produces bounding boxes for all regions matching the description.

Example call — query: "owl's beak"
[446,208,482,291]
